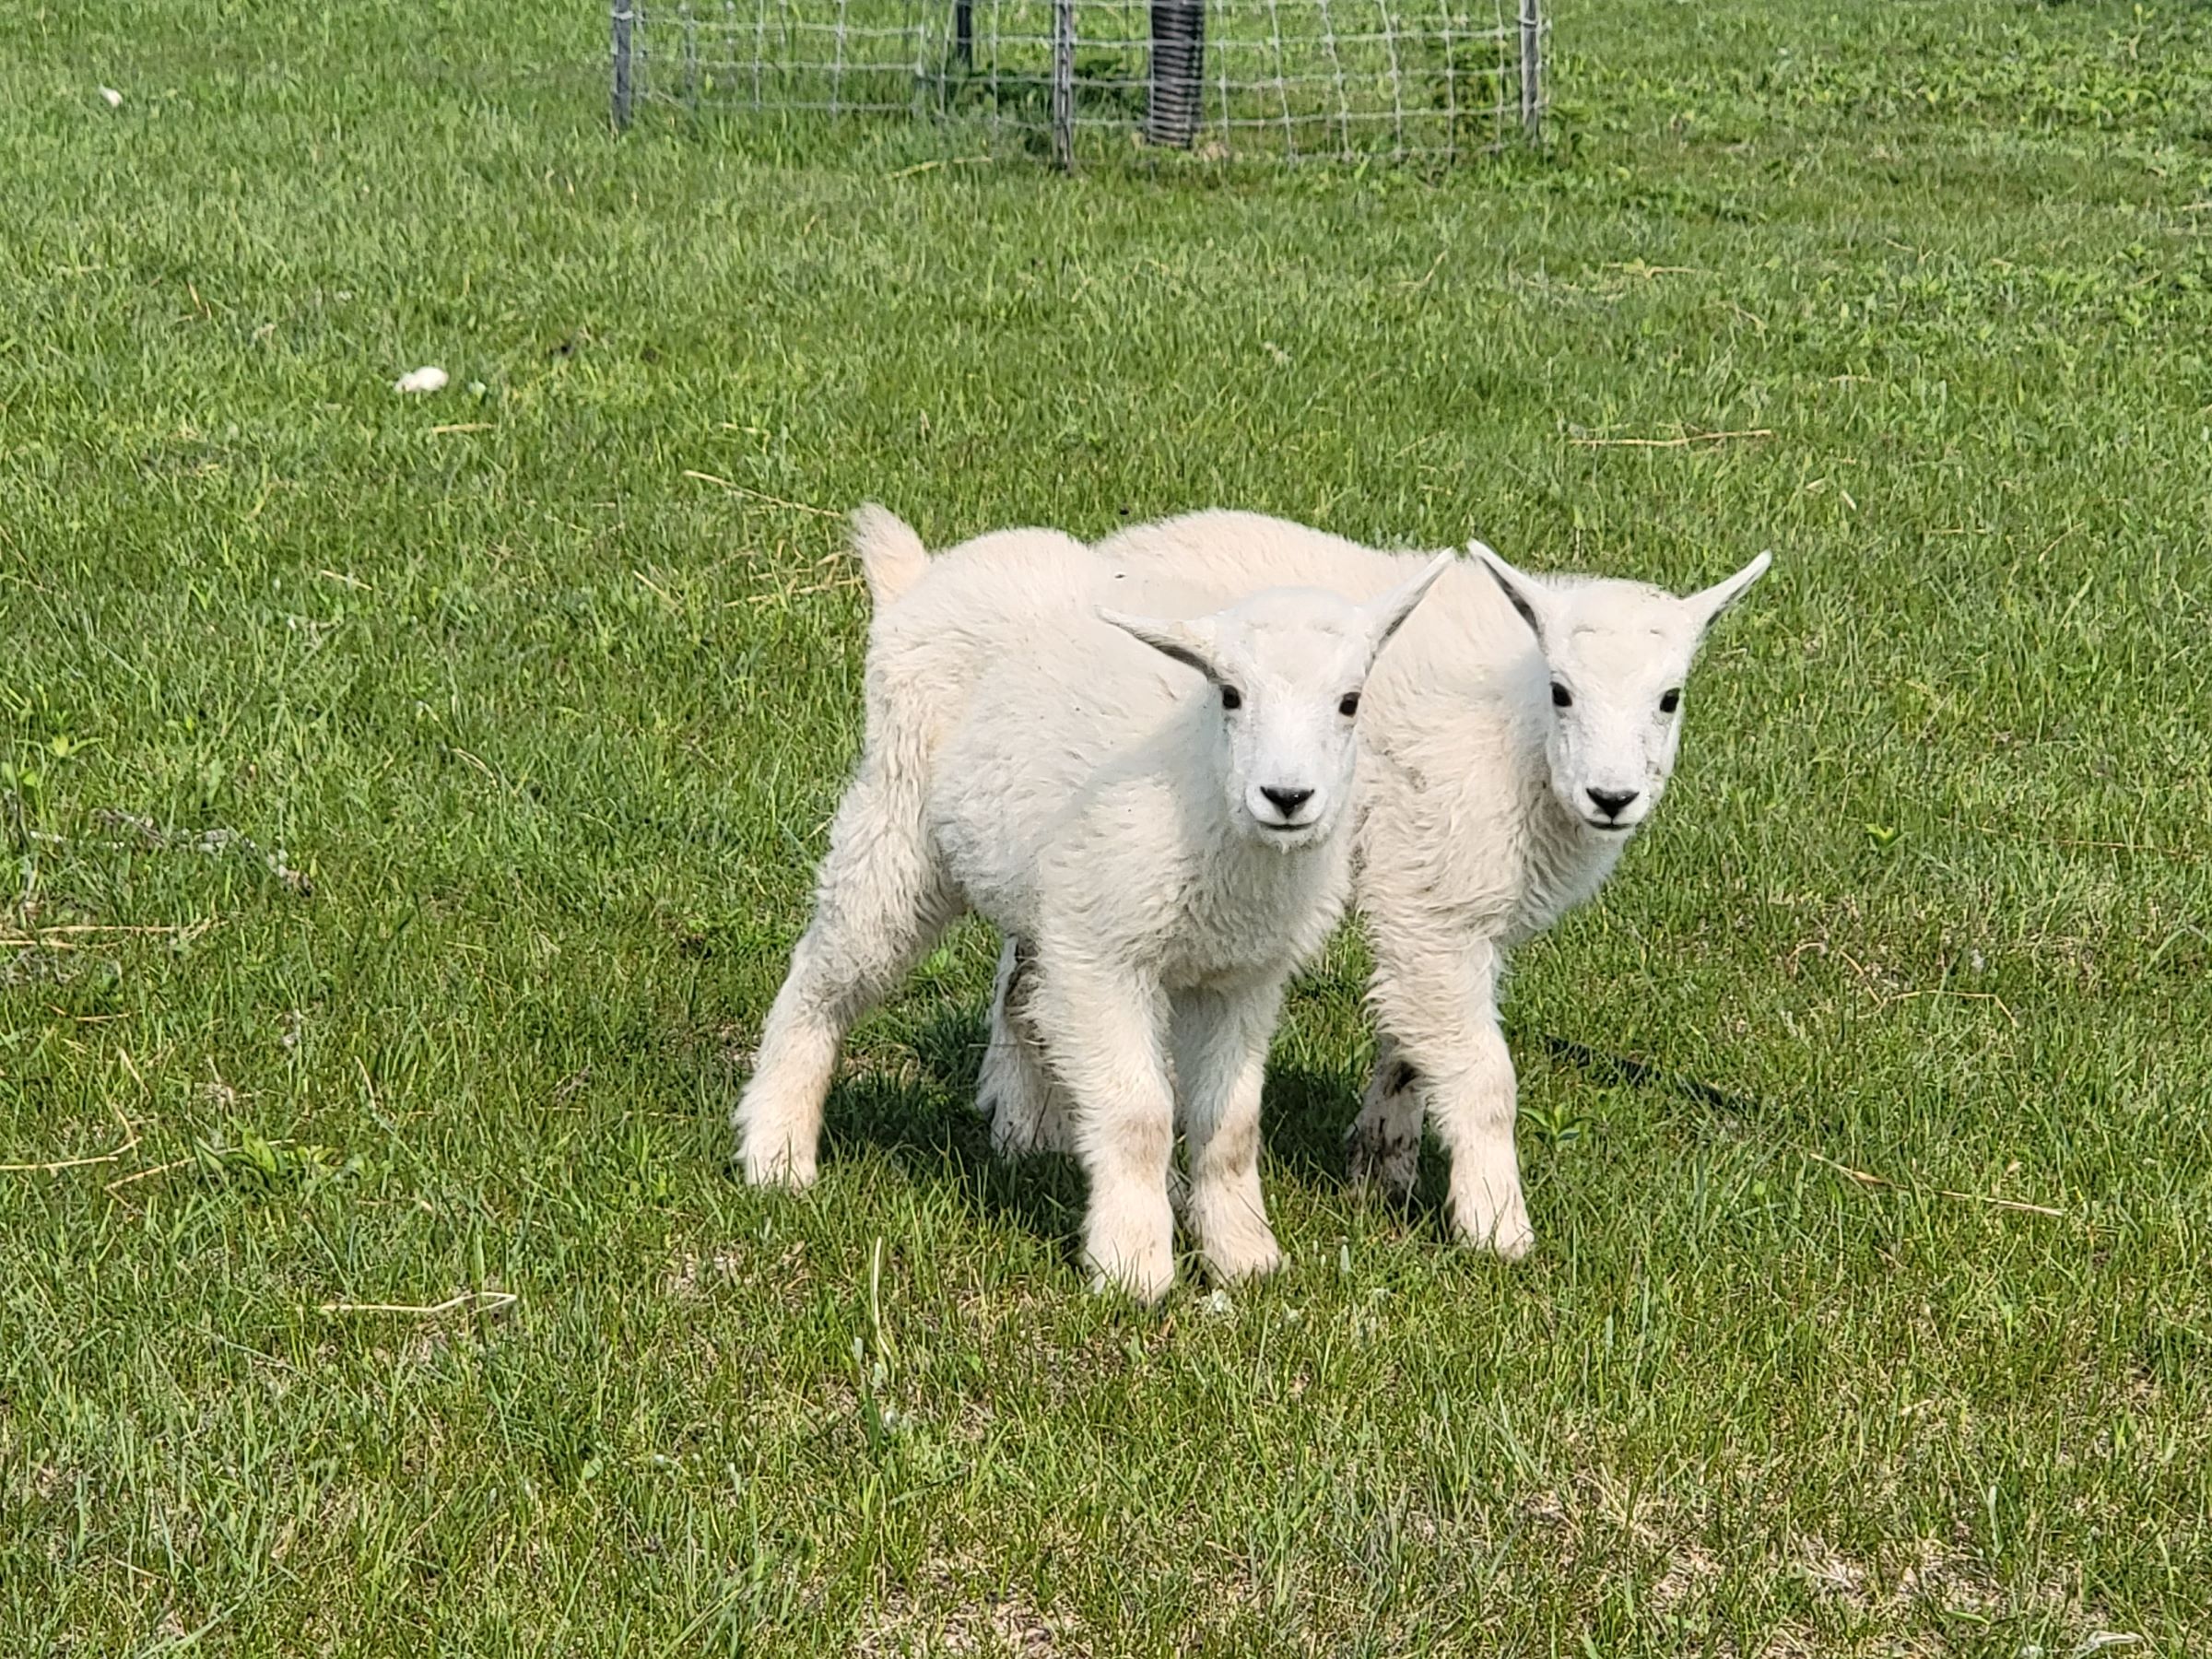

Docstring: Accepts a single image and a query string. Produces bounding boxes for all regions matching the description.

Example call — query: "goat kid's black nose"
[1586,787,1640,818]
[1261,786,1314,818]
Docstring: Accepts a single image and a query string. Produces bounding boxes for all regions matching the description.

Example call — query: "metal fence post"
[1051,0,1076,168]
[613,0,637,129]
[1147,0,1205,147]
[1518,0,1541,139]
[954,0,973,68]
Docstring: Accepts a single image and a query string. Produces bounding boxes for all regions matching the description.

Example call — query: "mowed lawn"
[4,0,2210,1651]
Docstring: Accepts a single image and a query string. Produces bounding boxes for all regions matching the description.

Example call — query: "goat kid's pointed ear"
[1360,552,1454,665]
[1686,549,1773,634]
[1474,544,1547,645]
[1097,606,1223,681]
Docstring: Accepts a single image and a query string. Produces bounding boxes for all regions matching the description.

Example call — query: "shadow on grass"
[813,1002,1088,1259]
[774,999,1760,1274]
[811,998,1463,1244]
[789,1006,1766,1261]
[802,1003,1402,1256]
[1533,1033,1766,1120]
[1261,1059,1457,1230]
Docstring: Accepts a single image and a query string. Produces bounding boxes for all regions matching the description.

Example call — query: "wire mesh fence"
[610,0,1545,165]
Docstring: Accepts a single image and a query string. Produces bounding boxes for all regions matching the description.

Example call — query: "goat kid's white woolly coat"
[980,510,1768,1261]
[865,523,1360,987]
[736,509,1445,1301]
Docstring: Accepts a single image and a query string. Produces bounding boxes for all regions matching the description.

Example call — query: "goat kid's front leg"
[1172,983,1286,1285]
[1030,960,1179,1303]
[1361,935,1533,1260]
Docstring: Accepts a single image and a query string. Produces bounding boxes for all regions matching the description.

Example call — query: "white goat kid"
[733,507,1447,1301]
[981,512,1769,1259]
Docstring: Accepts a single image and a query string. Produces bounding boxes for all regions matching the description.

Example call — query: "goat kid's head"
[1101,555,1451,850]
[1476,544,1771,836]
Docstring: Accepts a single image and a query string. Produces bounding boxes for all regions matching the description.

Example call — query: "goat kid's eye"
[1338,692,1360,718]
[1659,688,1681,715]
[1550,682,1573,710]
[1220,685,1243,712]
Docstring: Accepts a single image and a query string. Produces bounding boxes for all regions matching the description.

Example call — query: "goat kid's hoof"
[736,1144,818,1190]
[1344,1125,1421,1202]
[1084,1249,1175,1307]
[1202,1234,1284,1285]
[1189,1190,1282,1282]
[1453,1208,1535,1263]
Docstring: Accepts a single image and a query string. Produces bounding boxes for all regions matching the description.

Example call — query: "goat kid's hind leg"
[979,935,1072,1158]
[733,772,958,1188]
[1030,961,1178,1304]
[1363,935,1533,1260]
[1346,1031,1425,1202]
[1174,985,1285,1285]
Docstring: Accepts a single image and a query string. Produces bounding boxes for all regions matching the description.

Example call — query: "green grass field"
[5,0,2211,1651]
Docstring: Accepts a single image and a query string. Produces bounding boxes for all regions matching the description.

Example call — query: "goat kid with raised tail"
[980,512,1770,1261]
[734,506,1449,1302]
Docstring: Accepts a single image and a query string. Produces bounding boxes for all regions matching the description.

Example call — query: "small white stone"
[392,365,449,394]
[100,87,124,108]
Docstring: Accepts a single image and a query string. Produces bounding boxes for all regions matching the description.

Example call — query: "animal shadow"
[1261,1058,1456,1226]
[1534,1033,1767,1122]
[797,1006,1647,1253]
[813,1001,1088,1253]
